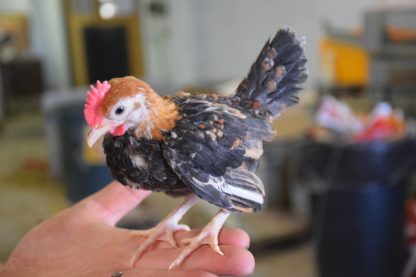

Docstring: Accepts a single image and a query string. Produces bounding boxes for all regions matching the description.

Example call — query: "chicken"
[84,28,307,269]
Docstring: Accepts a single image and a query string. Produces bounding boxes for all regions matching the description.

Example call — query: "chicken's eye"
[115,106,125,115]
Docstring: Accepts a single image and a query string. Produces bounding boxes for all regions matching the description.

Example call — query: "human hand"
[0,181,254,276]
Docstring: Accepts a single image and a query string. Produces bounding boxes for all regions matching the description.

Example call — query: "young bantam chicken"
[84,28,307,269]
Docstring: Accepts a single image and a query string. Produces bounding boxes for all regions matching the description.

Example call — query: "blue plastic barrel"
[298,138,416,277]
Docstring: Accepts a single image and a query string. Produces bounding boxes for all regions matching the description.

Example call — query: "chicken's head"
[84,76,178,147]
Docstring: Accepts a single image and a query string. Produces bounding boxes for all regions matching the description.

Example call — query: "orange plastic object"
[319,37,369,87]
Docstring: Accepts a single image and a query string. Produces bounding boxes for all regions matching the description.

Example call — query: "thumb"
[77,181,151,225]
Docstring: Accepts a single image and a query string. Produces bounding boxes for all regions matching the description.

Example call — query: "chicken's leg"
[130,194,198,267]
[168,209,231,270]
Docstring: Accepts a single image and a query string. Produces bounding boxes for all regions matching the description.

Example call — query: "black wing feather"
[163,96,271,212]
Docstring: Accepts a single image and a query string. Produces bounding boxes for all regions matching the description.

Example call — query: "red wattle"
[110,124,126,136]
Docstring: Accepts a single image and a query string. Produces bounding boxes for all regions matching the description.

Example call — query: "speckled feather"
[235,28,307,118]
[162,95,274,212]
[102,29,307,213]
[103,131,189,197]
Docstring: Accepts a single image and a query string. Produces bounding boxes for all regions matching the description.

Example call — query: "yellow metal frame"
[0,14,28,54]
[65,1,144,85]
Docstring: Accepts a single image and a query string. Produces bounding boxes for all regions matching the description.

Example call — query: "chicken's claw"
[130,221,190,267]
[130,195,198,268]
[162,223,191,248]
[168,209,230,270]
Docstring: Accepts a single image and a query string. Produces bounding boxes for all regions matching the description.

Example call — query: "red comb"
[84,80,111,128]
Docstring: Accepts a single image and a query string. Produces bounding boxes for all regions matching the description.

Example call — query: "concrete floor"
[0,111,317,276]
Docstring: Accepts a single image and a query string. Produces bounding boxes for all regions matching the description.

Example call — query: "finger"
[124,227,250,250]
[123,268,217,277]
[135,245,255,276]
[175,227,250,249]
[78,181,151,225]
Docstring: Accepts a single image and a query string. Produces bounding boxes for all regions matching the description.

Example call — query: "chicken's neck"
[135,89,179,140]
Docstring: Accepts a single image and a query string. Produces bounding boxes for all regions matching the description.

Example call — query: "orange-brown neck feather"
[143,89,179,140]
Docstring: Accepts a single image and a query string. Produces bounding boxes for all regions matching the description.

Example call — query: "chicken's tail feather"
[234,28,307,118]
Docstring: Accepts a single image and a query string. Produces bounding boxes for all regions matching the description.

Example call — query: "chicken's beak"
[87,123,112,148]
